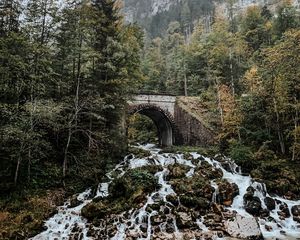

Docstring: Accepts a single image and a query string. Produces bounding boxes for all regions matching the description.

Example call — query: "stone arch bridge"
[127,94,215,147]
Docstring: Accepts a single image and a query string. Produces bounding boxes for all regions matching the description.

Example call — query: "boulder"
[218,181,239,206]
[278,203,290,219]
[166,194,179,206]
[264,197,276,211]
[224,214,263,240]
[150,215,166,226]
[291,205,300,217]
[68,195,83,208]
[168,164,189,179]
[245,196,262,216]
[293,216,300,223]
[165,222,175,233]
[179,195,209,210]
[176,212,196,229]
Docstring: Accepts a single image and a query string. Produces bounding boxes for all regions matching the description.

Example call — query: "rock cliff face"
[123,0,182,22]
[122,0,215,36]
[122,0,299,36]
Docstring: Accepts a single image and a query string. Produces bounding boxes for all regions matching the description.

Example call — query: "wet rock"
[265,225,273,231]
[259,209,270,218]
[204,213,223,229]
[168,164,189,179]
[224,214,263,239]
[218,180,239,206]
[293,216,300,223]
[179,195,209,210]
[264,197,276,211]
[68,195,82,208]
[140,223,148,233]
[199,184,214,200]
[195,163,223,180]
[163,206,170,214]
[166,194,179,206]
[292,205,300,216]
[150,215,166,226]
[211,202,223,215]
[146,203,160,212]
[165,222,175,233]
[245,196,262,216]
[221,162,233,173]
[152,193,163,203]
[176,212,195,229]
[243,192,254,202]
[278,203,290,219]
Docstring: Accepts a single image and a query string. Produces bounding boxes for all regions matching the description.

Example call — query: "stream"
[32,144,300,240]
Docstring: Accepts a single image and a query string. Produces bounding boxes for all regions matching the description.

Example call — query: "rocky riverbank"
[32,144,300,240]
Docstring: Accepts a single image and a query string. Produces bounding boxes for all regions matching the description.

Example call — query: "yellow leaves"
[243,66,263,94]
[218,84,242,137]
[219,84,235,114]
[264,20,273,31]
[0,212,9,222]
[114,0,124,10]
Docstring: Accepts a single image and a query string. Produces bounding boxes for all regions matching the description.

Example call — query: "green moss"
[127,146,151,158]
[251,159,300,198]
[0,189,65,239]
[160,145,219,157]
[229,142,257,173]
[170,174,212,201]
[179,195,210,210]
[82,167,160,220]
[176,97,215,132]
[195,162,223,180]
[168,164,190,179]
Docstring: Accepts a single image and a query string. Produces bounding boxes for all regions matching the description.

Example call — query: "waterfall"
[32,144,300,240]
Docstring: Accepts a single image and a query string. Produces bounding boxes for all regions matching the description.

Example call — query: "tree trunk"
[273,98,285,154]
[63,127,72,186]
[14,156,21,186]
[216,81,224,125]
[292,97,299,161]
[229,47,235,96]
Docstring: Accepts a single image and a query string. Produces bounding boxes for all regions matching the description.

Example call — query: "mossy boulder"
[217,180,239,206]
[167,164,190,179]
[195,161,223,180]
[82,167,159,220]
[175,212,197,230]
[0,189,65,239]
[171,174,213,200]
[127,146,151,158]
[179,195,210,210]
[292,205,300,216]
[166,194,179,206]
[251,159,300,198]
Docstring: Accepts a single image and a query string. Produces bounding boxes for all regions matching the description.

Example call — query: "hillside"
[123,0,299,36]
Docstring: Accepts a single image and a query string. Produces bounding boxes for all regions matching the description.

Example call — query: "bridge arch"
[128,104,176,146]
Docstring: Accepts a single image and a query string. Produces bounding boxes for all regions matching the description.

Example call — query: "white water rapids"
[32,144,300,240]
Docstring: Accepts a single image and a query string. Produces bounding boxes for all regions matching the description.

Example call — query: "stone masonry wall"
[174,102,215,146]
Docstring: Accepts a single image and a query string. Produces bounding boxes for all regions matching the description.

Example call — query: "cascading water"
[32,144,300,240]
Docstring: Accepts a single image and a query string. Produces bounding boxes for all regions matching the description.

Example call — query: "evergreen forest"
[1,0,300,238]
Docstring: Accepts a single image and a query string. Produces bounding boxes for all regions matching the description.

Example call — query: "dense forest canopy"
[0,0,299,199]
[0,0,143,192]
[1,0,300,238]
[139,1,300,167]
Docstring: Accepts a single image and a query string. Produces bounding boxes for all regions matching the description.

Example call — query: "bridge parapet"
[127,94,215,146]
[129,94,176,117]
